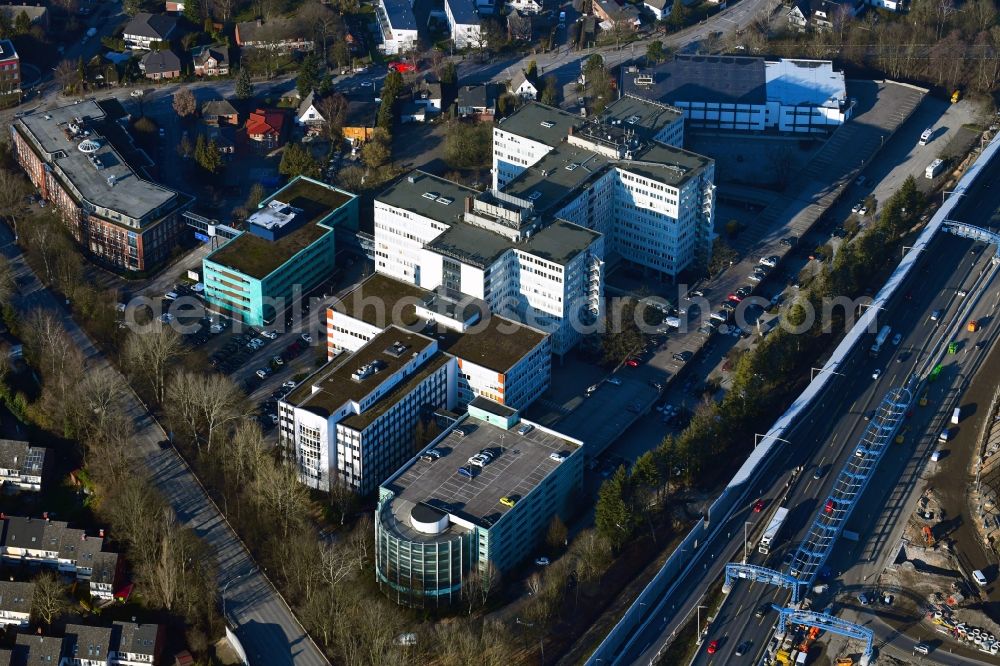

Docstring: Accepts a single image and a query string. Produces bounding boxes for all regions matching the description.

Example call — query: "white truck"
[926,158,946,179]
[759,506,790,554]
[870,325,891,354]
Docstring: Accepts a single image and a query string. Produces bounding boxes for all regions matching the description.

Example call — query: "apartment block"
[11,100,192,272]
[202,176,358,326]
[0,439,47,492]
[376,0,419,54]
[374,171,604,356]
[0,580,32,627]
[326,273,551,409]
[376,398,583,606]
[0,516,124,601]
[445,0,481,48]
[279,327,456,495]
[7,621,162,666]
[492,98,714,279]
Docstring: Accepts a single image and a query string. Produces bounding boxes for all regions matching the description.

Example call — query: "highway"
[0,225,331,665]
[685,154,1000,666]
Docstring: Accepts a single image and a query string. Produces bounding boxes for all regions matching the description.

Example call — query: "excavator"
[923,525,935,547]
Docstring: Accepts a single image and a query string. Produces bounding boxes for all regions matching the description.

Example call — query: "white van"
[974,569,988,586]
[919,127,933,146]
[939,428,952,442]
[952,407,961,425]
[931,450,942,462]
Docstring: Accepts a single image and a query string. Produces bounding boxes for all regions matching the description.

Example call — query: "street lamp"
[221,571,250,623]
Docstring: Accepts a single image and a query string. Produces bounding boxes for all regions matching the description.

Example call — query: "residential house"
[64,623,113,666]
[112,622,164,666]
[376,0,419,55]
[508,69,538,100]
[235,17,314,53]
[787,0,809,29]
[246,108,286,148]
[204,125,236,154]
[0,39,19,97]
[296,90,325,130]
[456,83,499,119]
[804,0,862,29]
[0,439,47,492]
[343,95,378,144]
[507,10,549,41]
[400,102,426,123]
[445,0,482,48]
[201,99,239,126]
[139,49,181,80]
[12,635,65,666]
[0,580,32,627]
[193,45,229,76]
[89,551,123,601]
[0,5,48,30]
[593,0,640,28]
[122,12,177,50]
[506,0,545,14]
[414,79,443,112]
[644,0,669,20]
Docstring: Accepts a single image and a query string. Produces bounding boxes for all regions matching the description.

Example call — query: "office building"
[327,273,551,409]
[11,100,192,272]
[374,170,604,355]
[623,55,851,133]
[376,398,583,606]
[492,98,714,279]
[202,176,358,326]
[279,326,455,495]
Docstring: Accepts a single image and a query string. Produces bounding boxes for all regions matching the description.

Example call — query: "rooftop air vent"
[384,341,409,358]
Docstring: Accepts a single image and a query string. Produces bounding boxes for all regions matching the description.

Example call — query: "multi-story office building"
[492,98,715,279]
[374,171,604,355]
[279,326,455,495]
[202,176,358,326]
[623,55,851,133]
[11,101,192,272]
[0,439,47,492]
[326,273,551,409]
[376,397,583,606]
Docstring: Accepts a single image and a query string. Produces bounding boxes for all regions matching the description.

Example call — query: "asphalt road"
[0,222,330,666]
[683,154,1000,666]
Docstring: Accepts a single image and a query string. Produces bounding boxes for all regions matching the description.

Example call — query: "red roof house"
[246,108,286,148]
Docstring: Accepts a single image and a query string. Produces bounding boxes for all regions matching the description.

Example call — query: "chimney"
[99,528,105,538]
[465,196,473,214]
[43,512,49,521]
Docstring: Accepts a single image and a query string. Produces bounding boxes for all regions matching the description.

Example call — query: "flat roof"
[625,54,767,105]
[447,0,480,25]
[425,222,514,268]
[765,58,845,108]
[206,177,353,279]
[502,143,612,213]
[495,102,580,147]
[383,414,580,530]
[600,95,684,139]
[340,352,450,430]
[15,101,180,222]
[383,0,417,30]
[376,170,475,226]
[619,142,713,185]
[332,274,549,373]
[521,219,601,265]
[285,327,437,418]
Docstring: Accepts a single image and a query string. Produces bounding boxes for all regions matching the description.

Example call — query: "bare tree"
[462,560,500,614]
[211,0,234,20]
[54,59,80,94]
[172,87,197,118]
[166,370,247,452]
[226,420,269,488]
[328,474,359,525]
[0,254,14,305]
[123,325,184,403]
[0,169,31,241]
[317,93,348,141]
[71,366,128,439]
[574,528,612,583]
[319,539,355,587]
[31,572,69,626]
[254,459,309,538]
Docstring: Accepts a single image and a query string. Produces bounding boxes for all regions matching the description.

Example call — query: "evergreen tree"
[13,10,30,36]
[595,466,634,550]
[297,52,321,98]
[184,0,202,25]
[279,143,320,178]
[235,68,253,100]
[668,0,687,28]
[441,61,457,86]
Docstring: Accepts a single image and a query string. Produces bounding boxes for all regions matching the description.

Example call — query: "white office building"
[280,327,456,494]
[326,273,552,409]
[624,55,852,133]
[376,0,419,54]
[493,97,714,279]
[374,171,604,356]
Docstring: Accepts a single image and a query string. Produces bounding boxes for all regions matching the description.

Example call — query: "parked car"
[420,449,442,462]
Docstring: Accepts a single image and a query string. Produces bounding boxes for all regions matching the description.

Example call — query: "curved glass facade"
[375,504,470,607]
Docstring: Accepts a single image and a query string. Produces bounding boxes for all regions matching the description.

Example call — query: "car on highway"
[759,255,779,268]
[813,466,824,480]
[754,603,769,618]
[872,368,882,380]
[625,358,640,367]
[130,89,143,97]
[914,642,931,655]
[752,499,765,513]
[958,289,968,297]
[706,640,718,654]
[824,499,835,514]
[735,640,751,656]
[535,557,550,566]
[608,377,622,385]
[930,309,941,322]
[855,175,867,186]
[892,333,902,345]
[931,450,943,462]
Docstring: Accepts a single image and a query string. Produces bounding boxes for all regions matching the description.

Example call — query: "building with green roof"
[202,176,358,325]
